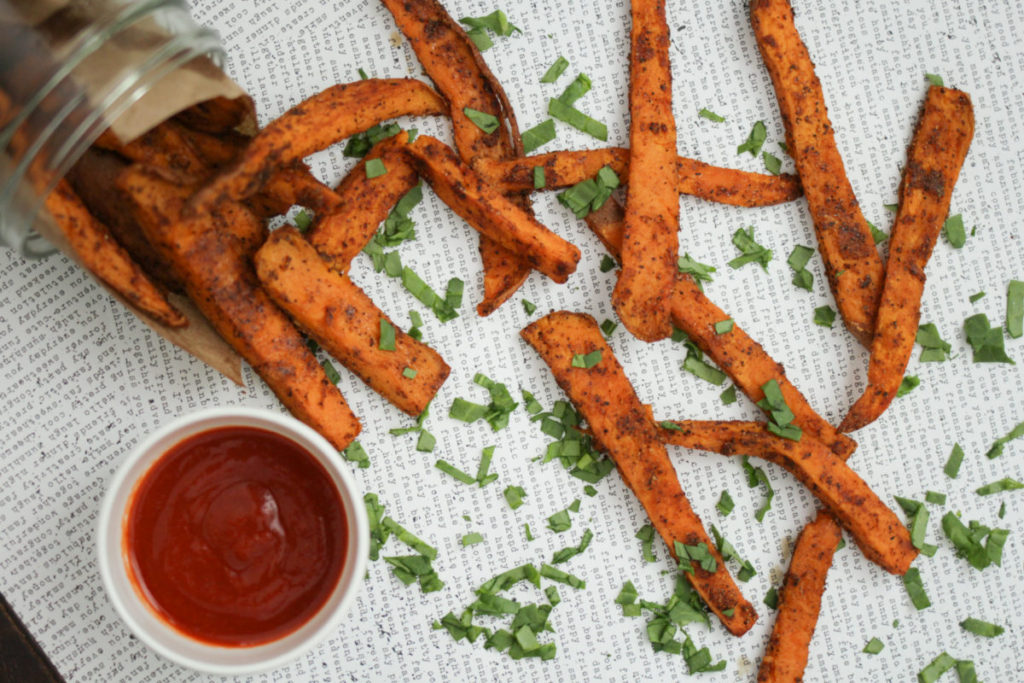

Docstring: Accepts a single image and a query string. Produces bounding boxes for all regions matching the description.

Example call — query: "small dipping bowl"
[97,407,368,675]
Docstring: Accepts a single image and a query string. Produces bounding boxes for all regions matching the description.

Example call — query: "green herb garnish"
[698,108,725,122]
[464,107,500,133]
[1007,280,1024,338]
[677,253,717,289]
[964,312,1014,363]
[814,305,836,328]
[862,637,884,655]
[342,441,370,469]
[728,226,772,270]
[571,350,603,369]
[916,323,952,362]
[943,213,966,248]
[976,477,1023,496]
[548,98,607,140]
[737,121,767,156]
[540,56,569,83]
[986,420,1024,458]
[902,567,930,609]
[522,119,556,154]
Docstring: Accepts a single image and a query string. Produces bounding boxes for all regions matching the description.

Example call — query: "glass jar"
[0,0,224,258]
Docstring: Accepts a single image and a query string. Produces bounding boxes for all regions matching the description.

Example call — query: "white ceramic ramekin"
[96,407,368,676]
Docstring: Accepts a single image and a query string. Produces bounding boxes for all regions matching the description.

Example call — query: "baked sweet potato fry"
[193,78,446,206]
[117,166,361,450]
[613,0,679,342]
[173,95,256,134]
[585,197,856,458]
[751,0,885,346]
[840,87,974,433]
[522,311,757,636]
[380,0,533,316]
[655,420,916,574]
[757,510,841,683]
[255,227,450,416]
[94,121,210,180]
[476,149,803,207]
[43,179,186,328]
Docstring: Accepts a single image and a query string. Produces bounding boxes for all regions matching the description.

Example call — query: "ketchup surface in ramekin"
[125,426,347,646]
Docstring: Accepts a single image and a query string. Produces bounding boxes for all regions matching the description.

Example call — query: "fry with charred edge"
[173,95,256,134]
[405,135,580,283]
[840,87,974,433]
[757,510,841,682]
[585,197,856,458]
[656,420,916,574]
[307,138,418,273]
[379,0,533,316]
[192,78,446,206]
[751,0,884,346]
[476,149,803,207]
[612,0,679,342]
[522,311,757,636]
[117,166,361,450]
[44,179,187,328]
[255,227,450,416]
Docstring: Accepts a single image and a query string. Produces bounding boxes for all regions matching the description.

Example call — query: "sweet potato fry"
[612,0,680,342]
[252,164,342,219]
[43,179,187,328]
[840,87,974,433]
[522,311,757,636]
[255,227,450,416]
[193,78,447,206]
[94,121,210,180]
[405,135,580,283]
[173,94,256,134]
[655,420,916,574]
[117,166,361,450]
[476,149,803,207]
[751,0,885,346]
[757,510,841,683]
[380,0,533,315]
[585,197,856,458]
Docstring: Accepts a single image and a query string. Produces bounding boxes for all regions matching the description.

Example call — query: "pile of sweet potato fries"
[24,0,973,677]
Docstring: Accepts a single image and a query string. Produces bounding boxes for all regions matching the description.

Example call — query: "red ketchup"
[125,426,347,646]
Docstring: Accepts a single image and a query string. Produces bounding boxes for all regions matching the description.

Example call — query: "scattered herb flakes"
[969,290,986,303]
[863,637,885,655]
[557,166,619,218]
[787,244,814,271]
[944,443,965,477]
[814,305,837,328]
[522,299,537,315]
[557,73,592,106]
[357,67,369,80]
[378,318,396,351]
[918,652,956,683]
[600,319,618,337]
[764,587,779,609]
[365,493,389,560]
[917,323,952,362]
[449,397,489,424]
[463,25,493,51]
[547,508,573,533]
[998,501,1007,519]
[698,107,725,122]
[956,660,979,683]
[925,73,945,87]
[547,98,608,140]
[599,254,617,272]
[540,56,569,83]
[757,379,803,441]
[584,485,598,497]
[943,213,966,248]
[435,459,477,485]
[524,523,534,541]
[960,617,1004,638]
[416,429,436,453]
[540,563,586,589]
[717,490,735,516]
[400,267,458,321]
[503,485,527,510]
[976,477,1023,496]
[720,385,738,405]
[551,529,594,564]
[293,208,313,233]
[522,119,557,154]
[521,389,543,415]
[636,524,657,562]
[344,121,401,157]
[867,220,888,244]
[531,397,616,484]
[792,268,813,291]
[1007,280,1024,338]
[460,9,521,39]
[545,586,561,607]
[728,226,773,271]
[762,151,782,175]
[674,541,718,574]
[677,253,717,289]
[897,375,921,397]
[533,166,546,189]
[475,446,499,487]
[450,373,520,431]
[742,456,776,521]
[445,278,464,311]
[365,157,388,179]
[402,366,418,379]
[884,203,898,213]
[682,352,728,386]
[461,532,484,547]
[715,319,734,335]
[925,491,947,505]
[941,512,1010,570]
[342,441,370,469]
[710,525,756,581]
[737,120,767,156]
[571,350,603,369]
[321,358,341,385]
[464,107,500,134]
[902,567,931,609]
[964,312,1014,363]
[986,420,1024,458]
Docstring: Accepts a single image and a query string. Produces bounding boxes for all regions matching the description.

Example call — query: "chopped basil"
[925,73,945,87]
[547,508,572,533]
[435,459,477,485]
[460,10,520,42]
[944,443,965,477]
[956,660,979,683]
[556,166,619,218]
[571,350,603,369]
[677,253,717,289]
[698,108,725,122]
[902,567,931,609]
[710,525,756,581]
[976,477,1023,496]
[382,516,438,560]
[551,528,593,563]
[461,532,484,546]
[599,254,617,272]
[533,166,546,189]
[762,151,782,175]
[342,441,370,469]
[615,581,638,609]
[636,524,657,562]
[464,26,492,51]
[757,379,802,441]
[917,323,952,362]
[814,305,836,328]
[503,485,526,510]
[540,563,585,589]
[1007,280,1024,338]
[897,375,920,397]
[682,353,727,386]
[416,430,436,453]
[449,397,489,423]
[522,299,537,315]
[674,540,717,574]
[557,73,592,106]
[445,278,464,310]
[344,122,401,157]
[365,158,387,178]
[964,313,1014,363]
[357,68,369,80]
[787,245,815,271]
[584,485,598,497]
[792,268,813,291]
[600,319,618,337]
[764,587,778,609]
[941,512,1010,570]
[862,637,884,655]
[540,56,569,83]
[943,213,966,248]
[293,208,313,233]
[321,358,341,384]
[720,385,738,405]
[545,585,561,606]
[401,267,458,321]
[521,389,542,415]
[476,446,498,486]
[547,98,608,140]
[918,652,956,683]
[884,203,898,213]
[464,107,500,134]
[715,319,734,335]
[716,490,734,517]
[986,420,1024,458]
[960,617,1004,638]
[728,226,772,270]
[925,491,946,505]
[378,318,396,351]
[867,220,888,244]
[522,119,556,154]
[737,121,767,156]
[742,455,776,520]
[408,310,424,340]
[998,501,1007,519]
[524,523,534,541]
[969,291,985,303]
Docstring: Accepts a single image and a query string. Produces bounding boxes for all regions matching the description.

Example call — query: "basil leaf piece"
[540,56,569,83]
